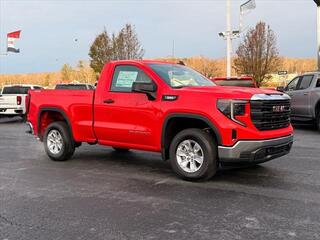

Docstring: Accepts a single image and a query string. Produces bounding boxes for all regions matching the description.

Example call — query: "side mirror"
[132,82,157,100]
[276,86,285,92]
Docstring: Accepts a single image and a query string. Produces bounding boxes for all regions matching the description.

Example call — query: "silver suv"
[284,72,320,129]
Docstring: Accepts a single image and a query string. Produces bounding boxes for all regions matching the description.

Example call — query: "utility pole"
[226,0,232,77]
[315,0,320,71]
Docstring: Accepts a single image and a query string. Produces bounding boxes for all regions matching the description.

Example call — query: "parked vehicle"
[26,60,293,181]
[0,85,43,118]
[55,83,95,90]
[211,77,257,88]
[281,72,320,129]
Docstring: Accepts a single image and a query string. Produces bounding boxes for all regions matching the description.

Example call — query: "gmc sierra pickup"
[27,60,294,180]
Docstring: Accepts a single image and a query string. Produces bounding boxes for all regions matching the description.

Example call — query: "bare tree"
[234,22,281,86]
[120,24,145,60]
[89,24,145,74]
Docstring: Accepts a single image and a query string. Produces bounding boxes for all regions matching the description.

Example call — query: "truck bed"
[28,90,96,142]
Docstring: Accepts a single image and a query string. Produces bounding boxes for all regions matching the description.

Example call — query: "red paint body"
[27,60,293,153]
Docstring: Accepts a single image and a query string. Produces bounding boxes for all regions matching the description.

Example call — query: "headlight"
[217,99,248,126]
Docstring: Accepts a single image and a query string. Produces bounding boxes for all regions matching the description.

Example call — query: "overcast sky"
[0,0,317,74]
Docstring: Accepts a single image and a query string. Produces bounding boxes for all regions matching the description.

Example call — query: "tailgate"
[0,95,18,107]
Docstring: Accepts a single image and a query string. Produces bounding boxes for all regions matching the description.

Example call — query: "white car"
[0,85,43,118]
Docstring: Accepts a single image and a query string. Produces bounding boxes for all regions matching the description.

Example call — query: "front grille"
[250,99,291,131]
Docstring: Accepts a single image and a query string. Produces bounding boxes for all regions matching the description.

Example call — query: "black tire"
[113,147,130,152]
[169,128,217,181]
[43,121,75,161]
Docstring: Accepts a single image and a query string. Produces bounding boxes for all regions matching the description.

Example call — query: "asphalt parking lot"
[0,117,320,240]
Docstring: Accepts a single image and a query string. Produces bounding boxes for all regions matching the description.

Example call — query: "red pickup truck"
[27,60,293,181]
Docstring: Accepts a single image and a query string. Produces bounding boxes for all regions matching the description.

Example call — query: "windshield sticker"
[116,71,138,88]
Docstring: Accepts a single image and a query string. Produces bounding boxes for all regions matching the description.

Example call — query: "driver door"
[94,64,160,150]
[285,77,300,116]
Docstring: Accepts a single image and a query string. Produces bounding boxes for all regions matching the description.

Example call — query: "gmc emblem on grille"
[273,105,286,112]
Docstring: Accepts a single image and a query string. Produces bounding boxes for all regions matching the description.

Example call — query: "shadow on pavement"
[0,116,24,123]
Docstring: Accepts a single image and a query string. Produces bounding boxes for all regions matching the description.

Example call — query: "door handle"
[104,99,115,104]
[303,93,309,96]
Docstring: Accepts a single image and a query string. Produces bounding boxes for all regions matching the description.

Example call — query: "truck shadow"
[72,145,284,188]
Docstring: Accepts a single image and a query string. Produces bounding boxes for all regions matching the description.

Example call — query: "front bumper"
[218,135,293,164]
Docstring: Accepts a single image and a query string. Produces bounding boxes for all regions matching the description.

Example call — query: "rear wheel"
[169,128,217,181]
[44,121,75,161]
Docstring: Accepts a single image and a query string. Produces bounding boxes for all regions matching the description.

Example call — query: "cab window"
[298,75,313,90]
[110,65,152,92]
[286,77,299,91]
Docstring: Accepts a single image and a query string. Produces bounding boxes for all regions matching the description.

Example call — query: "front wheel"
[43,121,75,161]
[169,128,217,181]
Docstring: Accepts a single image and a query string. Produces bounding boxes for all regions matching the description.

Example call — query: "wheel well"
[38,110,69,140]
[162,116,219,160]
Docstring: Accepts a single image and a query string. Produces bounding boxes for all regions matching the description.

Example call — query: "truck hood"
[176,86,281,99]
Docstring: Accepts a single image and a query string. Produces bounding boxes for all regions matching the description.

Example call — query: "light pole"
[226,0,232,77]
[314,0,320,71]
[219,0,255,77]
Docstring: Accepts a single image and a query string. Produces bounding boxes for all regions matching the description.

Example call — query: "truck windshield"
[148,63,215,88]
[2,86,31,94]
[215,80,255,88]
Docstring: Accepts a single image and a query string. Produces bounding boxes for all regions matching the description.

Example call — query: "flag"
[7,30,21,53]
[240,0,256,14]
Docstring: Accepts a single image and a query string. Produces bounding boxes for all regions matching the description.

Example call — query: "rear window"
[33,86,43,90]
[55,84,88,90]
[2,86,31,94]
[215,80,255,88]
